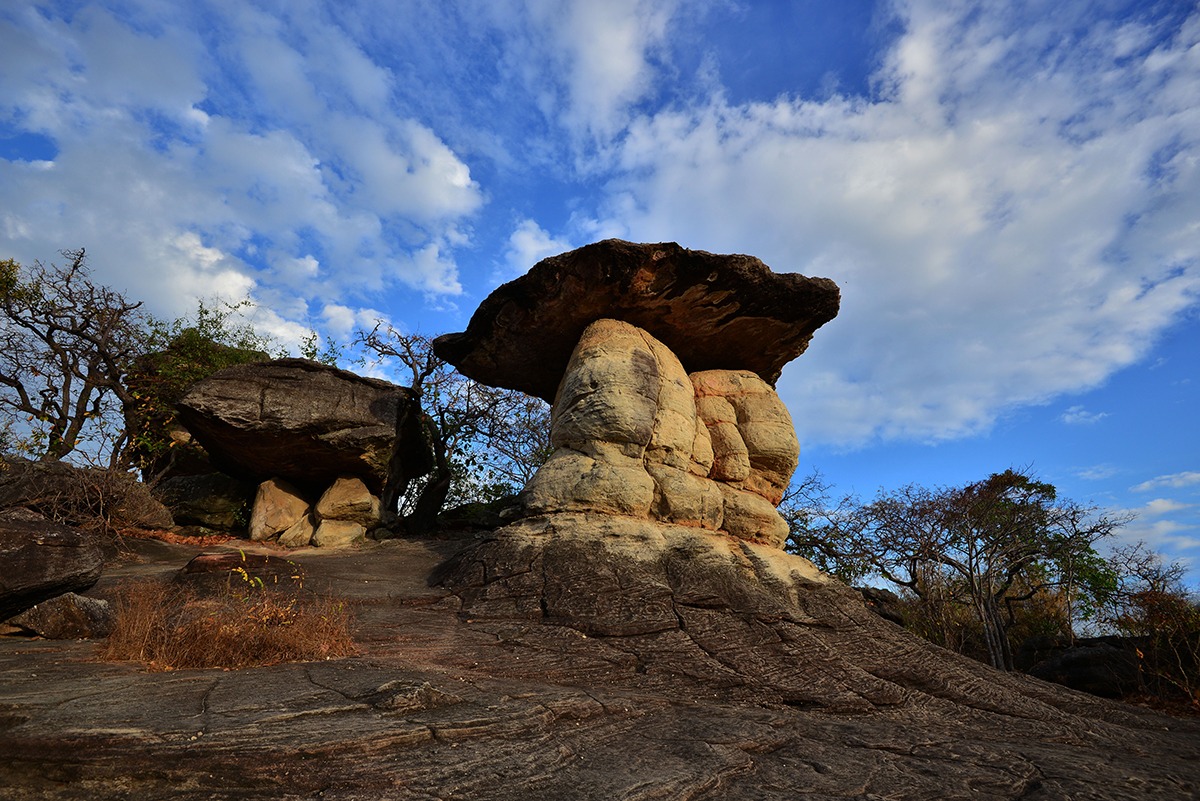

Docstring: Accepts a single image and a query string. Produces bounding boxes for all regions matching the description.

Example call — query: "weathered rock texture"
[315,477,381,527]
[247,478,309,542]
[520,319,797,547]
[175,551,305,594]
[152,472,254,530]
[245,475,380,549]
[433,239,840,402]
[0,518,104,620]
[5,592,113,639]
[2,536,1197,800]
[175,358,425,497]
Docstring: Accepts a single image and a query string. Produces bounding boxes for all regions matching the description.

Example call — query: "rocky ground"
[1,531,1198,801]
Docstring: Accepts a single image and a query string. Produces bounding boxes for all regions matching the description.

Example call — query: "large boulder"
[6,592,114,639]
[433,239,840,402]
[315,476,381,527]
[0,517,104,620]
[248,478,310,542]
[175,358,429,497]
[123,327,270,481]
[518,319,797,548]
[1025,636,1144,698]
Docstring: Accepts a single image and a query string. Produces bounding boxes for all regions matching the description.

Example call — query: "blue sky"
[2,0,1198,583]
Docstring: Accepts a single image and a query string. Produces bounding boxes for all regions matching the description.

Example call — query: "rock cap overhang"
[432,239,841,401]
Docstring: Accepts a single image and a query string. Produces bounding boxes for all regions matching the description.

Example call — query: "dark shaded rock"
[152,472,254,530]
[858,585,906,625]
[123,328,270,482]
[0,535,1198,800]
[1026,636,1144,698]
[436,497,516,533]
[175,358,429,498]
[0,457,173,531]
[6,593,113,639]
[436,517,1071,712]
[175,551,306,594]
[0,518,104,620]
[433,239,841,401]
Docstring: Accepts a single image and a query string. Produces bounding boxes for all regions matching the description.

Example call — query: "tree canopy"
[0,249,150,465]
[786,468,1130,670]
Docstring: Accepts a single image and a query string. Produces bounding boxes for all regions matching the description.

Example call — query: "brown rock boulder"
[315,476,381,527]
[248,478,310,542]
[433,239,840,402]
[0,517,104,620]
[176,358,428,498]
[6,592,114,639]
[312,519,367,549]
[519,319,797,548]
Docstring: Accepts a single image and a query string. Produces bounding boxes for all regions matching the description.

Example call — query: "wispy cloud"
[502,219,573,279]
[1077,464,1119,481]
[598,2,1200,448]
[1060,406,1110,426]
[1133,471,1200,492]
[1113,518,1200,559]
[1142,498,1192,517]
[0,3,482,321]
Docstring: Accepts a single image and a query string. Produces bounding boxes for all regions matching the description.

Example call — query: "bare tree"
[787,468,1129,671]
[356,322,551,534]
[0,249,150,466]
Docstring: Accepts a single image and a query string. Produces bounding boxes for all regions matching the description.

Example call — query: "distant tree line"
[784,468,1200,711]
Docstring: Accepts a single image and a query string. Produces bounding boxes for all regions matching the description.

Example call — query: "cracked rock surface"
[2,534,1198,800]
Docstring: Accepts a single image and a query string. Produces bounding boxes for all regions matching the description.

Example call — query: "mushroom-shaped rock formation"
[521,318,798,548]
[432,239,840,402]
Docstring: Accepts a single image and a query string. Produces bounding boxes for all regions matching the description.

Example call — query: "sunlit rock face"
[433,239,838,550]
[520,319,798,548]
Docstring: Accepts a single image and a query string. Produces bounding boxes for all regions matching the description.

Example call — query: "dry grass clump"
[99,579,356,670]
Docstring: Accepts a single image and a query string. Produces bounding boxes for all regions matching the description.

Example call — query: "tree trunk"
[980,595,1014,671]
[404,426,452,538]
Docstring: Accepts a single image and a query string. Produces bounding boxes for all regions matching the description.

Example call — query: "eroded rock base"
[1,535,1198,801]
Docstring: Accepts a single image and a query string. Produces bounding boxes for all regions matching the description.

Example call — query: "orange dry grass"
[100,579,356,670]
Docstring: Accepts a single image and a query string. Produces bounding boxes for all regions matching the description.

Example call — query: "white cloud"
[1077,464,1119,481]
[1060,406,1109,425]
[503,219,572,277]
[0,2,483,328]
[483,0,687,145]
[320,303,386,340]
[1142,498,1191,517]
[600,2,1200,448]
[1112,518,1200,558]
[1133,471,1200,492]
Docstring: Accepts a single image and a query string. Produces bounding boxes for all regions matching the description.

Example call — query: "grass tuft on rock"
[99,578,356,670]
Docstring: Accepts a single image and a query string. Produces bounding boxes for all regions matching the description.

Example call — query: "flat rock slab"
[176,358,421,495]
[433,240,840,401]
[1,535,1198,800]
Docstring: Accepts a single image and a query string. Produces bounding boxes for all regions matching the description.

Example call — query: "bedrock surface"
[1,533,1197,801]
